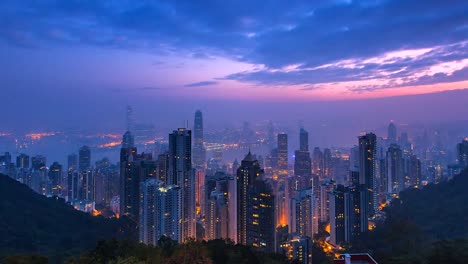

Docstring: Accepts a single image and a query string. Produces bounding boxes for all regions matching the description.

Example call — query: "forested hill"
[0,174,134,262]
[354,169,468,264]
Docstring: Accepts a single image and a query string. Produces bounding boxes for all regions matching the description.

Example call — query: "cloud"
[184,81,218,87]
[0,0,467,94]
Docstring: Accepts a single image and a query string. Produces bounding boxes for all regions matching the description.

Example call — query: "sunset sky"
[1,0,468,131]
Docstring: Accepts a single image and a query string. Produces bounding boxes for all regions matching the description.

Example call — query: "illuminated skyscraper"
[409,155,422,186]
[246,173,275,252]
[386,144,403,194]
[277,133,288,171]
[48,161,62,196]
[312,147,323,177]
[236,151,264,245]
[139,178,180,244]
[67,153,78,202]
[293,188,316,239]
[16,153,29,169]
[457,138,468,168]
[78,146,91,172]
[295,128,311,177]
[168,128,196,241]
[329,185,345,246]
[358,133,377,218]
[193,110,206,169]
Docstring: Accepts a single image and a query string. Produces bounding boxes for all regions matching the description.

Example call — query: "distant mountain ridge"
[0,174,134,262]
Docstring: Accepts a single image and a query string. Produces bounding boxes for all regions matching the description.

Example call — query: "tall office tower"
[126,105,134,132]
[409,155,422,186]
[246,175,275,252]
[79,170,94,201]
[236,152,264,245]
[67,154,78,202]
[122,131,135,149]
[329,185,346,246]
[295,128,311,177]
[312,147,323,177]
[293,188,316,239]
[78,146,93,201]
[299,128,309,151]
[16,153,29,169]
[67,154,78,171]
[120,131,138,219]
[387,122,397,144]
[323,148,332,178]
[344,184,364,242]
[94,158,111,206]
[274,179,289,228]
[457,138,468,168]
[319,179,335,222]
[358,133,377,218]
[139,179,180,244]
[205,189,229,240]
[156,152,169,183]
[168,128,196,241]
[193,110,206,169]
[277,133,288,171]
[16,153,30,184]
[78,146,91,172]
[31,155,47,194]
[48,162,62,196]
[120,147,153,221]
[267,121,275,150]
[386,144,404,194]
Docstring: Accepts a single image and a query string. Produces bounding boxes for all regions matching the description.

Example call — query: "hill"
[0,174,135,262]
[353,169,468,263]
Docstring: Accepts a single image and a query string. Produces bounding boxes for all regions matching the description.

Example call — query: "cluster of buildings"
[1,111,468,264]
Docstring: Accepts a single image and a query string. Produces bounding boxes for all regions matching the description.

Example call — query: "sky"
[1,0,468,133]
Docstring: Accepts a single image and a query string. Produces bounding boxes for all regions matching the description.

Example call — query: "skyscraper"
[193,110,206,169]
[236,151,264,245]
[409,155,422,186]
[246,173,275,252]
[386,144,404,194]
[122,131,135,149]
[295,128,311,178]
[457,138,468,168]
[139,178,180,244]
[329,185,346,246]
[126,105,134,132]
[78,146,91,172]
[277,133,288,171]
[387,122,397,144]
[78,146,93,202]
[358,133,377,218]
[293,188,316,239]
[120,131,138,220]
[299,128,309,152]
[16,153,29,169]
[48,161,62,196]
[168,128,196,241]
